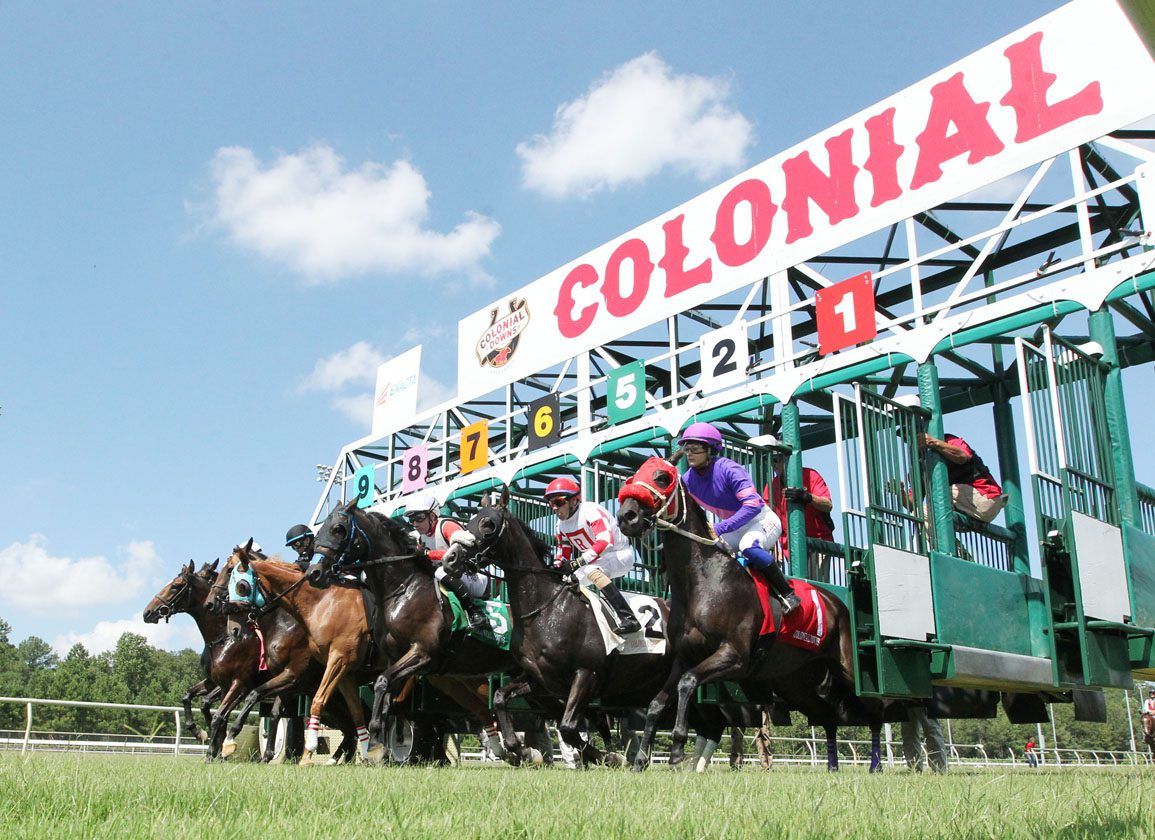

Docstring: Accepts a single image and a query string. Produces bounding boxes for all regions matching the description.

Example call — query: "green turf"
[1,753,1152,839]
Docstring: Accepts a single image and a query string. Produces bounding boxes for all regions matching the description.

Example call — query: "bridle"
[318,508,374,566]
[153,569,196,621]
[629,464,724,549]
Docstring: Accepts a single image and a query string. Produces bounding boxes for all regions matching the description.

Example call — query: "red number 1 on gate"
[816,271,876,355]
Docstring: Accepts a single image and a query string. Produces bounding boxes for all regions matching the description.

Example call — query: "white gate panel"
[874,544,937,641]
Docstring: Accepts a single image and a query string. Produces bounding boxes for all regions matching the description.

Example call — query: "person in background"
[678,422,800,614]
[284,524,315,570]
[902,704,948,773]
[1024,735,1038,768]
[768,449,836,582]
[918,432,1008,524]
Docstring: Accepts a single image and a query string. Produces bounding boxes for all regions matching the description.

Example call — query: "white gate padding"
[1071,511,1130,622]
[874,545,937,641]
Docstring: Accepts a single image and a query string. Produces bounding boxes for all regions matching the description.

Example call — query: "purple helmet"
[679,422,723,450]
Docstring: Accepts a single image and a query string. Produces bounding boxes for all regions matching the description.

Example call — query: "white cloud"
[207,143,501,282]
[299,341,384,393]
[301,340,454,424]
[0,536,162,612]
[517,52,754,199]
[53,615,202,656]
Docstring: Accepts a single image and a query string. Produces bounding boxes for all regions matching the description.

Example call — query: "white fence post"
[173,711,181,756]
[22,702,32,754]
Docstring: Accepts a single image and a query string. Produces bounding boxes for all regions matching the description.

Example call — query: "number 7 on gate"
[459,420,489,475]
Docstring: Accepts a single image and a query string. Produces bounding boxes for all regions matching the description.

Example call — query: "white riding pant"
[434,565,487,598]
[718,506,782,555]
[575,546,636,588]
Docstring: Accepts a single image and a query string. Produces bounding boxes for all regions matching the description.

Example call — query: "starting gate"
[307,0,1155,714]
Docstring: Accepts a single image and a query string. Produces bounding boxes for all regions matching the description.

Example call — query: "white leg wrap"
[356,726,370,758]
[305,715,321,752]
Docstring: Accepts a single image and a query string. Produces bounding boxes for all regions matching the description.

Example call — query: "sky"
[1,0,1128,655]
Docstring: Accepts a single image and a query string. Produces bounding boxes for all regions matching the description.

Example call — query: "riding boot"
[600,582,642,635]
[742,547,801,615]
[442,575,489,632]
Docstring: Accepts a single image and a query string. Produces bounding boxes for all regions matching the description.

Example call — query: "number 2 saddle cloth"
[578,587,667,657]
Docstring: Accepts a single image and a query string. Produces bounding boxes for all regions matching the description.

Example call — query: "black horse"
[310,499,514,745]
[616,455,885,771]
[447,489,730,767]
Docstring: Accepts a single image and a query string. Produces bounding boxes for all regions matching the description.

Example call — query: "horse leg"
[369,646,432,740]
[869,723,883,773]
[200,686,222,740]
[428,676,502,761]
[492,678,539,766]
[633,661,685,773]
[302,653,354,767]
[668,646,744,768]
[335,676,372,763]
[182,679,212,743]
[559,669,605,768]
[208,681,247,760]
[263,697,284,763]
[824,724,839,771]
[221,668,303,758]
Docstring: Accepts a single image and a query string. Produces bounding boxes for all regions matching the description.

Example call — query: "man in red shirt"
[918,432,1008,524]
[768,451,836,582]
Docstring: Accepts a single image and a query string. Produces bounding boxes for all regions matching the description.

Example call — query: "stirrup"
[613,610,642,635]
[779,591,802,615]
[465,607,489,632]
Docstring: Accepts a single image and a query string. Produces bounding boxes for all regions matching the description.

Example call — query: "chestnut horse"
[310,499,513,745]
[145,557,361,762]
[616,455,884,771]
[212,544,376,764]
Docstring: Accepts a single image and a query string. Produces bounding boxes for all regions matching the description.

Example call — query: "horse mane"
[505,511,554,564]
[363,510,437,577]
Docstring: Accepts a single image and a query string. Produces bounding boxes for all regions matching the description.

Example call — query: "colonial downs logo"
[475,297,530,368]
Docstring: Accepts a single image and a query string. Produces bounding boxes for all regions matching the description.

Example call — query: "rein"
[153,573,196,620]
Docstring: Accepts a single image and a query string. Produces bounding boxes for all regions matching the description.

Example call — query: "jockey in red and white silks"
[546,477,641,635]
[1144,690,1155,718]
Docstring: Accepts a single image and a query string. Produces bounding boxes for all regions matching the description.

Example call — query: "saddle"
[748,571,825,651]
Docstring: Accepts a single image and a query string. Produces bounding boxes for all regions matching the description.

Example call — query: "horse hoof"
[220,740,236,759]
[870,765,883,774]
[524,748,544,767]
[603,752,625,768]
[196,731,209,745]
[366,744,385,765]
[299,750,313,767]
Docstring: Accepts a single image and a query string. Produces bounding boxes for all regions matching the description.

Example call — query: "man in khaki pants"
[917,432,1007,523]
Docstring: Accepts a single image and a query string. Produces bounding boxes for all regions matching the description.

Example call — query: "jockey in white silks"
[545,476,642,635]
[405,491,488,632]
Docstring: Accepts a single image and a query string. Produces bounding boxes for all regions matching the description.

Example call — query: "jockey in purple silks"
[679,422,801,615]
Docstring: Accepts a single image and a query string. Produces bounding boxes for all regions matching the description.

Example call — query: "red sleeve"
[946,435,975,460]
[555,531,572,561]
[429,520,462,562]
[804,469,831,501]
[586,508,612,556]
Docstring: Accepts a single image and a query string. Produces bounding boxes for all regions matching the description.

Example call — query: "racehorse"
[310,499,514,748]
[616,454,884,772]
[448,489,731,767]
[210,543,375,764]
[145,557,361,762]
[1145,713,1155,752]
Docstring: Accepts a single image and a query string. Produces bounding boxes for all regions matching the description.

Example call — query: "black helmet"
[285,524,313,546]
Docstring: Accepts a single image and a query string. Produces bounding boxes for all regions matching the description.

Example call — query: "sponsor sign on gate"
[455,0,1155,402]
[371,345,422,437]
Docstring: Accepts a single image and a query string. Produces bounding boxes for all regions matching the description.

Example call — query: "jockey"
[405,491,488,632]
[678,422,801,615]
[284,524,314,569]
[545,477,642,635]
[1144,689,1155,718]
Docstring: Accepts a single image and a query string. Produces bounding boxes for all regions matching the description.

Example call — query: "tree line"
[0,615,1146,756]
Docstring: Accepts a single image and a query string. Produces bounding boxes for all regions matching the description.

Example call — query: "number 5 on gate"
[606,361,646,424]
[459,420,489,475]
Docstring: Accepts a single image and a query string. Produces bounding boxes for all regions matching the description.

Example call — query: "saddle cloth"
[749,573,826,652]
[579,587,667,657]
[439,586,513,651]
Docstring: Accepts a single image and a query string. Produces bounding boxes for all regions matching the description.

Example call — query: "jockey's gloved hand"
[450,530,478,548]
[579,549,598,566]
[408,529,422,545]
[783,487,812,505]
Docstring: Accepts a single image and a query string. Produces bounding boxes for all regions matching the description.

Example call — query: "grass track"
[1,753,1152,839]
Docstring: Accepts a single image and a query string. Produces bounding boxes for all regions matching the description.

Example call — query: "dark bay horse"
[616,455,884,771]
[450,490,730,767]
[310,499,513,744]
[145,557,361,762]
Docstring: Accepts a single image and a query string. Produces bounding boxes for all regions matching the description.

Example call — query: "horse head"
[312,498,374,574]
[207,539,260,613]
[143,560,198,623]
[617,455,681,538]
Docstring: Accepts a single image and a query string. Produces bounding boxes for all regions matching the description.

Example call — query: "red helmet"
[544,477,581,499]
